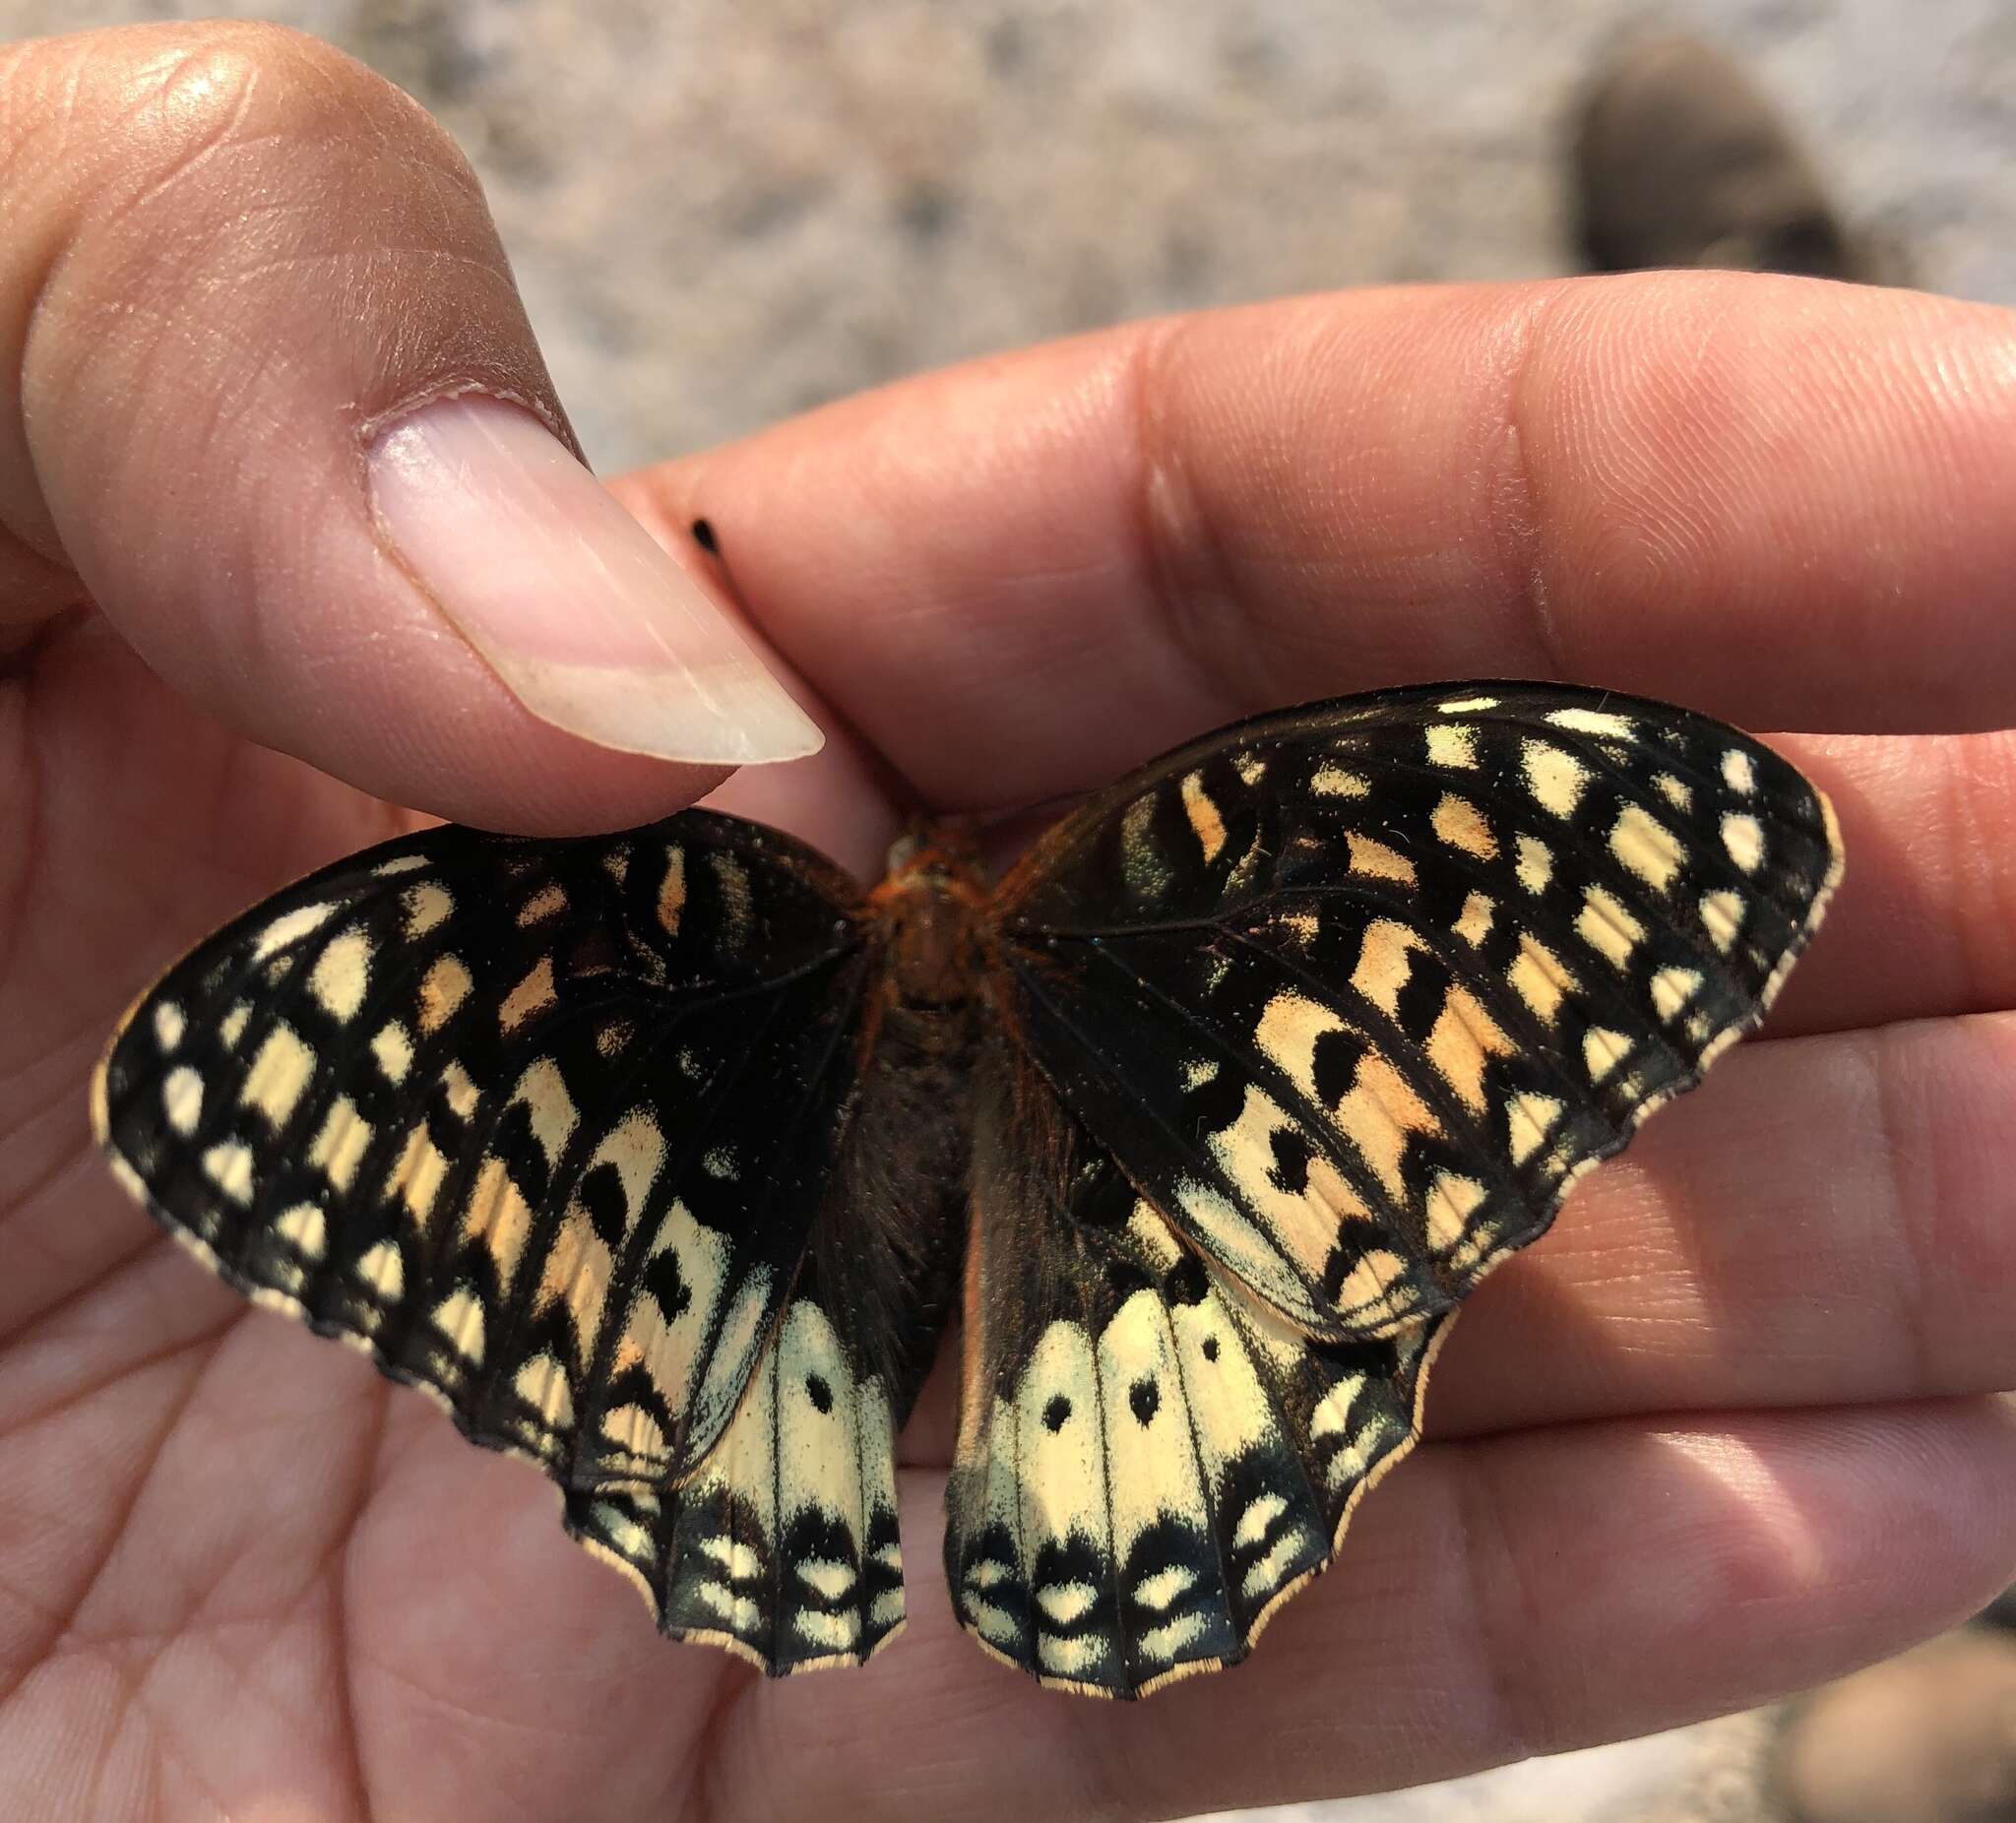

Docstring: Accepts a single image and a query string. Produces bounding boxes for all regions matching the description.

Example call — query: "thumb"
[1,22,820,834]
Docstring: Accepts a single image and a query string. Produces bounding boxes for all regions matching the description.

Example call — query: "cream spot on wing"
[1454,892,1494,945]
[417,956,472,1035]
[798,1558,856,1602]
[1723,748,1757,793]
[509,1057,577,1167]
[601,849,631,885]
[1722,813,1765,872]
[355,1239,405,1301]
[460,1158,536,1291]
[1431,791,1496,858]
[1425,1171,1486,1251]
[202,1140,255,1205]
[440,1057,478,1119]
[275,1202,326,1260]
[1140,1611,1209,1662]
[1311,764,1370,798]
[219,1003,251,1049]
[657,846,686,935]
[1424,987,1515,1111]
[1276,908,1320,947]
[374,853,430,877]
[1576,887,1646,968]
[541,1208,618,1373]
[1038,1634,1102,1676]
[1656,772,1692,811]
[307,1097,372,1192]
[1522,741,1588,818]
[1329,1247,1411,1323]
[1546,707,1636,739]
[1651,966,1704,1020]
[1507,1092,1563,1165]
[385,1126,452,1229]
[1584,1027,1631,1083]
[599,1403,664,1460]
[518,882,567,926]
[1507,935,1576,1024]
[371,1020,413,1084]
[1233,1491,1287,1547]
[153,1002,186,1051]
[251,902,338,962]
[161,1066,204,1137]
[1700,889,1745,952]
[1180,770,1227,863]
[1437,693,1500,713]
[1234,752,1268,786]
[1134,1565,1195,1612]
[1610,804,1684,893]
[1347,833,1416,886]
[432,1286,485,1362]
[241,1026,316,1126]
[1204,1083,1356,1279]
[710,850,753,945]
[1515,835,1553,894]
[1425,723,1478,769]
[402,882,453,938]
[1037,1582,1100,1625]
[514,1352,573,1430]
[309,928,371,1022]
[499,956,557,1034]
[1351,919,1419,1016]
[1334,1050,1440,1202]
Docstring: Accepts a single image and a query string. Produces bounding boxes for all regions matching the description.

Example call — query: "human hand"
[4,22,2014,1821]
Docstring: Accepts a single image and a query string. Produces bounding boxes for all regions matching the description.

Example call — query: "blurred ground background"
[3,2,2009,1819]
[5,0,2009,472]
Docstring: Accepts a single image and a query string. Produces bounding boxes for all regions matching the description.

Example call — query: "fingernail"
[367,396,823,765]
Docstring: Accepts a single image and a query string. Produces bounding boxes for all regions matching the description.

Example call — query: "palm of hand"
[6,318,2016,1822]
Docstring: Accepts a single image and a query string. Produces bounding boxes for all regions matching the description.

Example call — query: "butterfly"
[94,681,1841,1698]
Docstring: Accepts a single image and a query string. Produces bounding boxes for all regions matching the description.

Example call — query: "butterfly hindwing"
[946,1045,1448,1697]
[993,683,1842,1340]
[94,810,917,1672]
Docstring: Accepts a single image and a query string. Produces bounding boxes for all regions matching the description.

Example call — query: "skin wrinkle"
[1480,283,1576,683]
[0,1333,217,1710]
[1126,314,1268,727]
[1450,1452,1549,1774]
[1861,1024,1936,1400]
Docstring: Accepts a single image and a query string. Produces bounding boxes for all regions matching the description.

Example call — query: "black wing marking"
[946,1045,1447,1697]
[993,682,1842,1339]
[95,810,911,1673]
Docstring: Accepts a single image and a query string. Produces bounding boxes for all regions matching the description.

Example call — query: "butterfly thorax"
[870,823,991,1010]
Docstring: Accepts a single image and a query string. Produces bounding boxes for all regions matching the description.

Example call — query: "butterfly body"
[93,682,1843,1697]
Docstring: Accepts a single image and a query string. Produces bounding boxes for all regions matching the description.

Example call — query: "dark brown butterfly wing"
[945,681,1841,1694]
[94,811,918,1673]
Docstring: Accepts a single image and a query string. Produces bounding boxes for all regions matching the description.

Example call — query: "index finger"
[624,273,2016,811]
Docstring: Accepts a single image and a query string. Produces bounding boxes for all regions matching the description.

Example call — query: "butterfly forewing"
[95,810,920,1672]
[993,683,1842,1341]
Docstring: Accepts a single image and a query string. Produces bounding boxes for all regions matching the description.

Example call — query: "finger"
[1429,1012,2016,1435]
[624,274,2016,811]
[1,24,818,834]
[1738,729,2016,1037]
[743,1399,2016,1821]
